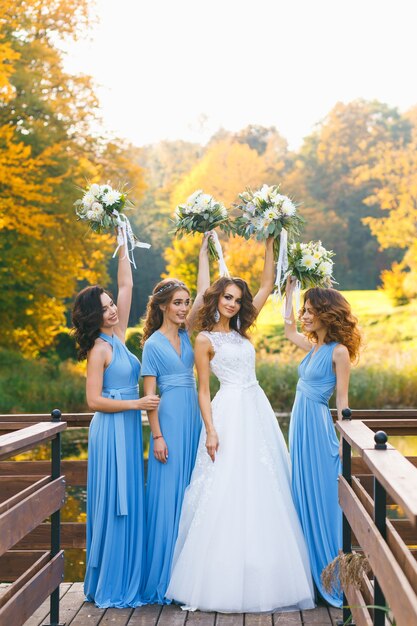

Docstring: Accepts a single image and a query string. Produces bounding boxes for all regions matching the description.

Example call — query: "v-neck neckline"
[309,343,325,362]
[157,329,183,360]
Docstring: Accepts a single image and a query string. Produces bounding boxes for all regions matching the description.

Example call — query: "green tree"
[0,0,130,354]
[295,99,411,288]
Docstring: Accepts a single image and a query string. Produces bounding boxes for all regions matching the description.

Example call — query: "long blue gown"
[289,341,342,608]
[84,332,146,608]
[141,329,202,604]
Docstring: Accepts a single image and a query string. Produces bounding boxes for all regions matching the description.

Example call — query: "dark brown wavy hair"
[72,285,113,360]
[300,287,362,362]
[196,277,257,339]
[141,278,191,345]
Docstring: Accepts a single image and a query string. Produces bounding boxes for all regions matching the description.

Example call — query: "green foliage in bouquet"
[234,184,304,258]
[284,241,336,289]
[74,182,134,234]
[173,190,233,259]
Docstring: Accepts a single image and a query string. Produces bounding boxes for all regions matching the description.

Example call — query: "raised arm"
[252,237,275,315]
[186,233,210,334]
[195,333,219,462]
[283,276,311,352]
[333,344,351,421]
[115,237,133,341]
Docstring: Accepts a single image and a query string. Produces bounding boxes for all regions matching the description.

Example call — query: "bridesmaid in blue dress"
[141,235,210,604]
[284,282,361,607]
[72,239,160,608]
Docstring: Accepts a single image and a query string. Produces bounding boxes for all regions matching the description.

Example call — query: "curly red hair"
[300,287,362,362]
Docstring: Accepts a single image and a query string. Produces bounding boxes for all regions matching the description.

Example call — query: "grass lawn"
[255,291,417,366]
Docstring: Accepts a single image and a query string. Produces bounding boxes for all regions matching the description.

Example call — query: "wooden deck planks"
[5,583,342,626]
[273,610,302,624]
[127,604,163,626]
[246,612,273,626]
[301,605,332,624]
[22,583,71,626]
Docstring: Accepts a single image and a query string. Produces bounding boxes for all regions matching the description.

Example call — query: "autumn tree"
[361,108,417,302]
[164,140,269,286]
[295,100,411,288]
[0,0,147,354]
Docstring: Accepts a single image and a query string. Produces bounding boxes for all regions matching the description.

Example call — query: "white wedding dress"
[165,330,315,613]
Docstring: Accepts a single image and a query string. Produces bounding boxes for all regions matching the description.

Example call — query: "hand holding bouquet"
[285,241,335,289]
[173,190,232,275]
[283,241,336,321]
[74,182,150,267]
[234,184,303,293]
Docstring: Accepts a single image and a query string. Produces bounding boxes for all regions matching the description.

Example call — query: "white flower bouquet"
[234,184,304,293]
[173,190,232,273]
[74,183,134,233]
[282,241,336,321]
[74,182,150,266]
[284,241,335,289]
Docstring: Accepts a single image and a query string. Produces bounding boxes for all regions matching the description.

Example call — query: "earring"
[214,309,220,323]
[236,314,241,330]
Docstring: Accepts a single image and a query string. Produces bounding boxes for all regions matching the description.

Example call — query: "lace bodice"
[201,330,258,388]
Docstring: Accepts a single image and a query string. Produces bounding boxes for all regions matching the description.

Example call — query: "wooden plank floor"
[0,583,342,626]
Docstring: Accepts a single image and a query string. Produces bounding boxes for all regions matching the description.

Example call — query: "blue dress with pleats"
[289,342,342,607]
[141,329,202,604]
[84,332,146,608]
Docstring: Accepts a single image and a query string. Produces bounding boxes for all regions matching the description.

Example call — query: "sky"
[63,0,417,149]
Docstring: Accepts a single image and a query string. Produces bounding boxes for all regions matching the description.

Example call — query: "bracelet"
[153,434,163,440]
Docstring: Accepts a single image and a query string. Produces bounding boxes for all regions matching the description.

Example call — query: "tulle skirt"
[166,383,315,613]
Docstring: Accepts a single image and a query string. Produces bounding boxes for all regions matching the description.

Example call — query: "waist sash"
[296,378,335,406]
[220,380,259,390]
[100,384,139,517]
[158,372,196,394]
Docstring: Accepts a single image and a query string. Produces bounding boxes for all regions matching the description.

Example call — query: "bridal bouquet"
[74,182,150,267]
[284,241,335,289]
[283,241,336,321]
[173,190,232,274]
[235,184,303,294]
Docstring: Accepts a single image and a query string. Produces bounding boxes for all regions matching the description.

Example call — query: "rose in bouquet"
[74,182,134,232]
[234,184,303,292]
[173,190,232,275]
[284,241,335,289]
[74,182,150,267]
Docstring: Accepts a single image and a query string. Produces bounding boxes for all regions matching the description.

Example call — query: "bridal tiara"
[154,281,187,295]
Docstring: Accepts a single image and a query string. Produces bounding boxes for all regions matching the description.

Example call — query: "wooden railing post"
[45,408,65,626]
[339,408,355,626]
[373,430,387,626]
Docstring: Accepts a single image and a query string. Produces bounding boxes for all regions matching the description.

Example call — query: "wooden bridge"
[0,409,416,626]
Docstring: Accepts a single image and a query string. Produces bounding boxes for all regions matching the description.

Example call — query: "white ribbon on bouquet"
[274,227,289,298]
[283,276,301,323]
[208,230,230,277]
[112,212,151,269]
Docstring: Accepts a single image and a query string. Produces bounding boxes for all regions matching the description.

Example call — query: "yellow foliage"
[170,140,268,209]
[224,236,265,295]
[361,136,417,300]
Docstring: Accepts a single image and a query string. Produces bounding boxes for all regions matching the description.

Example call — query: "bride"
[165,239,315,613]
